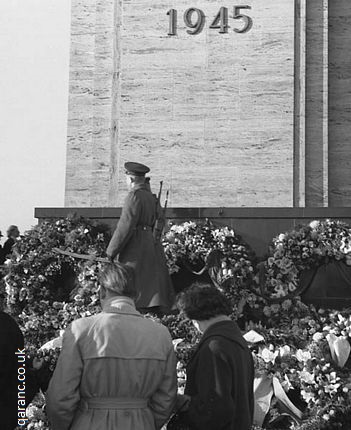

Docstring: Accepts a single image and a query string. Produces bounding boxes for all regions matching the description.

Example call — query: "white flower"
[299,370,315,384]
[260,347,279,364]
[288,282,297,292]
[244,330,265,343]
[296,349,311,363]
[301,389,315,403]
[172,338,184,351]
[281,375,293,391]
[309,220,320,229]
[312,332,324,342]
[279,345,291,357]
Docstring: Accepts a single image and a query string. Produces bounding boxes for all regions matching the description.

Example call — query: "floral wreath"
[3,214,110,348]
[162,219,258,315]
[261,219,351,300]
[4,216,351,429]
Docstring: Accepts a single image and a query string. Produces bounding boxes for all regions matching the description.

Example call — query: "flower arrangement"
[261,219,351,299]
[4,216,351,429]
[3,214,109,352]
[246,299,351,429]
[163,219,259,316]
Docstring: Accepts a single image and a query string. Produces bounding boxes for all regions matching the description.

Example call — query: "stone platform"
[35,207,351,258]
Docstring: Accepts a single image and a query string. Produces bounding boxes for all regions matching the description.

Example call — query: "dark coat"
[106,183,174,310]
[184,320,254,430]
[3,238,15,260]
[0,312,24,430]
[0,245,4,265]
[0,312,45,429]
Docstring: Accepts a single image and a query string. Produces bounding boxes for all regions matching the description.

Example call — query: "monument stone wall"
[64,0,351,209]
[65,0,295,208]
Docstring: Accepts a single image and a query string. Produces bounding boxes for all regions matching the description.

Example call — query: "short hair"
[176,283,232,321]
[130,175,145,184]
[7,225,19,236]
[98,262,136,299]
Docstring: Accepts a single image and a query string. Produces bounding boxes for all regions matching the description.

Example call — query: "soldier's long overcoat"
[106,183,173,309]
[46,297,177,430]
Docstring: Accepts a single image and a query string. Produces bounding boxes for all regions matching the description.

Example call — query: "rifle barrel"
[157,181,163,201]
[164,190,169,209]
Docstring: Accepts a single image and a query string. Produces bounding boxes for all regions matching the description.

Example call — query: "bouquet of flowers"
[163,220,258,315]
[262,220,351,299]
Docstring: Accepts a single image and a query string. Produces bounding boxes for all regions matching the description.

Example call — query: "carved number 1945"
[167,6,253,36]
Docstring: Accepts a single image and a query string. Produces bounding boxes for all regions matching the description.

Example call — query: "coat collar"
[102,296,143,317]
[199,320,245,346]
[131,183,148,192]
[187,320,247,367]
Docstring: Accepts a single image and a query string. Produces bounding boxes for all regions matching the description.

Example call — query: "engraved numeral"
[167,6,253,36]
[209,7,229,34]
[233,5,253,33]
[167,9,177,36]
[184,8,206,35]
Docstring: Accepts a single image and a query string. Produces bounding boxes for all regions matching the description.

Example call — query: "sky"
[0,0,71,239]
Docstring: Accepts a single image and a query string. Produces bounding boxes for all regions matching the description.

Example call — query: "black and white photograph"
[1,1,351,429]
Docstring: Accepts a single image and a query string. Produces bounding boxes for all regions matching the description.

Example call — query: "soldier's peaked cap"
[124,161,150,176]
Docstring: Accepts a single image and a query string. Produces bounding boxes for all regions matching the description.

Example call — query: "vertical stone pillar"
[293,0,306,207]
[65,0,115,207]
[91,0,115,206]
[304,0,329,207]
[328,0,351,206]
[109,0,123,207]
[65,0,96,206]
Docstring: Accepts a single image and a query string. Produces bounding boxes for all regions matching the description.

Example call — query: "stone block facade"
[64,0,351,208]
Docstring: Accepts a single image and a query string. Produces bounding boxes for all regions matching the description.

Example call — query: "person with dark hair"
[174,284,254,430]
[1,225,20,264]
[106,162,174,314]
[46,262,177,430]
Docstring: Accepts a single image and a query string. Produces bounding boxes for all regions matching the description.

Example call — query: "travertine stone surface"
[91,0,115,206]
[305,0,328,207]
[65,0,97,206]
[65,0,115,206]
[115,0,295,207]
[328,1,351,206]
[65,0,295,207]
[293,0,306,207]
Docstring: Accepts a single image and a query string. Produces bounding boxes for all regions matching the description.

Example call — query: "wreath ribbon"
[253,375,303,426]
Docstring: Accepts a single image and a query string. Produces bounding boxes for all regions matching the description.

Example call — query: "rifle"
[157,180,163,203]
[152,181,169,242]
[52,247,109,263]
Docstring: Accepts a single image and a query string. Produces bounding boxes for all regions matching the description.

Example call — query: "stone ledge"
[34,206,351,257]
[35,207,351,220]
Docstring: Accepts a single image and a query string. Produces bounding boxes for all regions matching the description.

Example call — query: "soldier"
[106,162,174,313]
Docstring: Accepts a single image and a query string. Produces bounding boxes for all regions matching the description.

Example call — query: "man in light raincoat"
[46,262,177,430]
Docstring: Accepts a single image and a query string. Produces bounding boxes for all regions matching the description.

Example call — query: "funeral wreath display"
[261,219,351,299]
[2,216,351,429]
